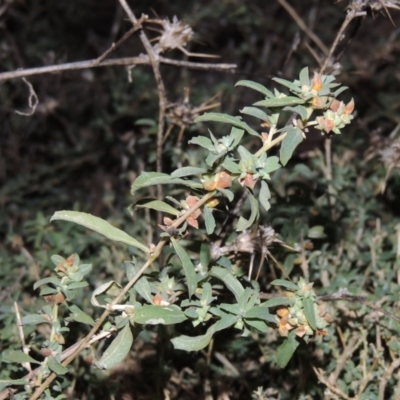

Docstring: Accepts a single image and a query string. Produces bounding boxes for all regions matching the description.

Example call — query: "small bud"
[312,72,323,92]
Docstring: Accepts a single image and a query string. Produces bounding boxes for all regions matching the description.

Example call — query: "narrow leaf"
[50,211,149,253]
[236,192,259,231]
[171,167,208,178]
[261,297,293,308]
[272,77,302,92]
[280,127,303,166]
[259,181,271,213]
[48,356,69,375]
[188,136,214,151]
[21,314,49,325]
[255,97,305,108]
[131,172,173,193]
[95,323,133,370]
[276,333,299,368]
[171,238,197,297]
[210,266,244,301]
[303,297,317,330]
[204,206,216,235]
[245,306,276,323]
[271,279,299,291]
[134,305,187,325]
[134,199,180,216]
[240,106,270,122]
[171,325,215,351]
[2,350,40,365]
[235,80,273,97]
[195,112,260,137]
[67,304,95,325]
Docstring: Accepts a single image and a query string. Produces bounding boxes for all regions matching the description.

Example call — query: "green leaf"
[50,211,149,253]
[272,77,302,93]
[334,86,348,97]
[240,106,270,122]
[235,80,273,98]
[280,127,304,166]
[259,181,271,212]
[48,356,69,375]
[271,279,299,291]
[131,172,173,192]
[255,97,305,108]
[303,297,317,330]
[245,306,276,323]
[134,305,187,325]
[170,238,197,297]
[230,127,245,148]
[67,304,95,325]
[217,188,235,202]
[134,276,153,304]
[195,112,260,137]
[95,323,133,369]
[220,303,241,315]
[2,350,40,364]
[171,167,208,178]
[222,158,240,174]
[210,266,245,301]
[276,332,299,368]
[0,379,29,386]
[282,105,309,120]
[245,319,269,333]
[237,192,259,231]
[261,297,293,308]
[134,199,180,216]
[171,325,215,351]
[188,135,215,151]
[21,314,50,325]
[299,67,310,87]
[204,206,216,235]
[34,277,61,290]
[307,225,326,239]
[91,280,122,308]
[214,314,239,331]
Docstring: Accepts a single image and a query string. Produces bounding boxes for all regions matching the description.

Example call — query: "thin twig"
[94,16,146,64]
[313,367,352,400]
[320,8,366,74]
[278,0,329,56]
[0,56,236,82]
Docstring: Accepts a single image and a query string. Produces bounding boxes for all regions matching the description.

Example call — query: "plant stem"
[29,190,216,400]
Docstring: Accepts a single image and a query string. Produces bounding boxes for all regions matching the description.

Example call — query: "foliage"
[1,1,400,400]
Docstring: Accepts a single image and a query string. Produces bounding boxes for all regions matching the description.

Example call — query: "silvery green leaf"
[271,279,299,291]
[255,97,305,108]
[171,325,215,351]
[134,199,180,216]
[171,238,197,297]
[171,167,208,178]
[51,211,149,253]
[235,80,274,98]
[303,298,317,330]
[95,323,133,370]
[280,127,304,166]
[237,193,259,231]
[210,266,244,301]
[259,181,271,213]
[195,112,260,137]
[204,205,216,235]
[133,305,187,325]
[188,136,215,151]
[276,332,299,368]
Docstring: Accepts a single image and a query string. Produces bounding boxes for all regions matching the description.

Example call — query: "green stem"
[255,132,287,157]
